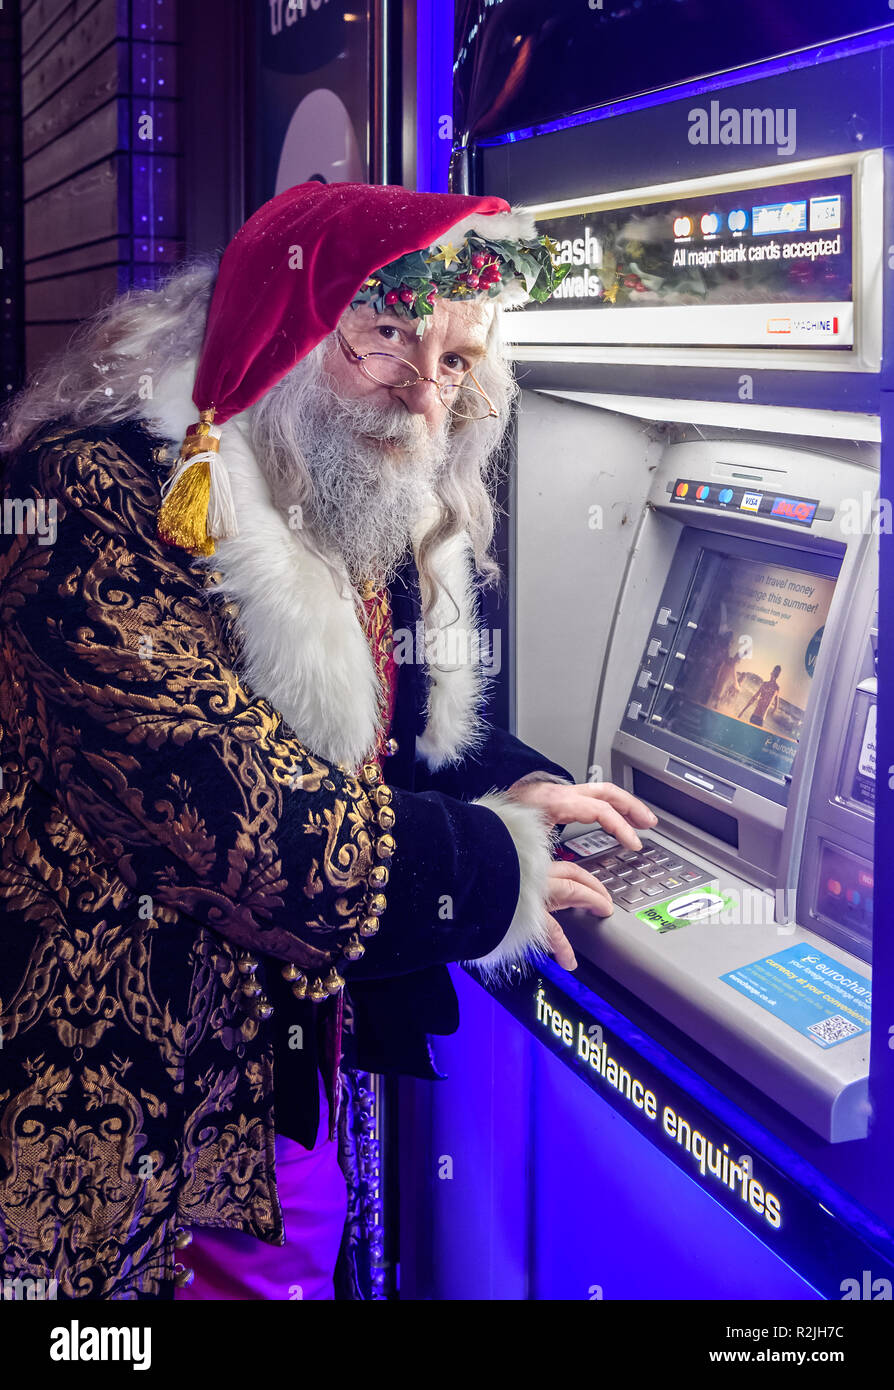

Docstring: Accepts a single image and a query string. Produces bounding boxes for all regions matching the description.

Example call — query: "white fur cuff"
[462,790,556,986]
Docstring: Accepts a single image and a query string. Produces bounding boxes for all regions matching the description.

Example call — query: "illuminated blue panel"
[127,2,182,287]
[529,1034,818,1300]
[416,0,455,191]
[401,966,820,1299]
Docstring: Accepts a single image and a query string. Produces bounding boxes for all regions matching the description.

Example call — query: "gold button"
[238,955,259,975]
[281,962,299,982]
[369,864,389,888]
[174,1227,193,1250]
[291,975,308,1000]
[343,935,365,961]
[377,806,395,830]
[325,967,345,994]
[308,977,328,1003]
[368,893,387,917]
[174,1264,195,1289]
[374,785,393,806]
[359,917,380,938]
[376,834,395,859]
[241,977,262,998]
[253,996,274,1021]
[386,738,399,756]
[361,762,381,787]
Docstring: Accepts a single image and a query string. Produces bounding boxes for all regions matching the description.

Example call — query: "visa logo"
[771,496,817,523]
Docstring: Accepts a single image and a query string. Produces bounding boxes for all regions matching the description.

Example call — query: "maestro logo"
[771,496,817,524]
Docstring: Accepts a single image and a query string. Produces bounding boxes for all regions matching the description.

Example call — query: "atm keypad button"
[599,856,621,871]
[641,884,665,897]
[663,859,683,872]
[660,875,684,889]
[617,889,647,907]
[679,869,701,881]
[626,873,647,886]
[617,850,641,862]
[601,876,624,891]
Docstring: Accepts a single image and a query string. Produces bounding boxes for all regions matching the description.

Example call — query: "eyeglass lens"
[359,353,490,418]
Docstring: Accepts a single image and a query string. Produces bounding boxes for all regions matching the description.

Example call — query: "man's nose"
[391,376,446,423]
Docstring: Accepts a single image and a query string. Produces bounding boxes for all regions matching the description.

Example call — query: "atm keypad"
[563,834,713,909]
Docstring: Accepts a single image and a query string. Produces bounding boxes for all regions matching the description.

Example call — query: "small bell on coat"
[157,408,238,556]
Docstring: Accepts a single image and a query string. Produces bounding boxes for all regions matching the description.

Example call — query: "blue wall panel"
[401,966,819,1300]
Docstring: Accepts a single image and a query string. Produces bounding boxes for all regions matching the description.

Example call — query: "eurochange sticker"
[635,888,736,933]
[720,944,871,1049]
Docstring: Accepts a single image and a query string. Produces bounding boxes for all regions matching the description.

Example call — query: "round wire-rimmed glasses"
[335,329,498,421]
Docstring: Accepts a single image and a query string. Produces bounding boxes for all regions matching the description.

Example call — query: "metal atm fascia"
[560,434,878,1141]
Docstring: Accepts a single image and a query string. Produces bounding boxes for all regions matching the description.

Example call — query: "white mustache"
[334,394,445,451]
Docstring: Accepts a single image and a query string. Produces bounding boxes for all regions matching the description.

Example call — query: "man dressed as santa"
[0,183,656,1300]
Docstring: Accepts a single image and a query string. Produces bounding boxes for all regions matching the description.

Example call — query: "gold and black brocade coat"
[0,419,392,1298]
[0,419,572,1300]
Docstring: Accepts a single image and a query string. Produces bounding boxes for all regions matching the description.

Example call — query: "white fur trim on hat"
[433,205,538,249]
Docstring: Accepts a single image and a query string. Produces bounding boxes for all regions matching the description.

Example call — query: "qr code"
[807,1014,862,1046]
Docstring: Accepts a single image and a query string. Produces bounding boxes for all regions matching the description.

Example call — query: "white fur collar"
[136,361,487,773]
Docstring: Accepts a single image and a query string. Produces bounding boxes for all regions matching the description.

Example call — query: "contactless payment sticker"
[636,888,735,933]
[720,944,870,1048]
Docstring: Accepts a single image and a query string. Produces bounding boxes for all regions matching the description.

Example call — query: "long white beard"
[252,352,451,587]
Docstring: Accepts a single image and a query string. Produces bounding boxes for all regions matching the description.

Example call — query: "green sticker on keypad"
[635,888,735,934]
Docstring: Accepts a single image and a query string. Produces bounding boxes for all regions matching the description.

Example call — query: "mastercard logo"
[675,482,689,497]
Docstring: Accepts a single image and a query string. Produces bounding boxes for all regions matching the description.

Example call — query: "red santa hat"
[157,181,554,555]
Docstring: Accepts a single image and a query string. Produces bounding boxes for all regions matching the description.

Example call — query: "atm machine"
[398,7,894,1301]
[547,427,876,1142]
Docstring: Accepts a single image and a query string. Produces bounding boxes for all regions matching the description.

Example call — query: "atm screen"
[648,550,837,780]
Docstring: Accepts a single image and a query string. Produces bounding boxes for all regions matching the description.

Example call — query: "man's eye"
[442,354,467,373]
[377,325,401,343]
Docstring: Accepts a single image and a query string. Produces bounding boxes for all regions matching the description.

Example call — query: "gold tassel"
[157,409,236,557]
[158,455,215,555]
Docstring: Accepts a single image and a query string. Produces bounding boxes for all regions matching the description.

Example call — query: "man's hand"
[507,778,658,851]
[544,859,614,971]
